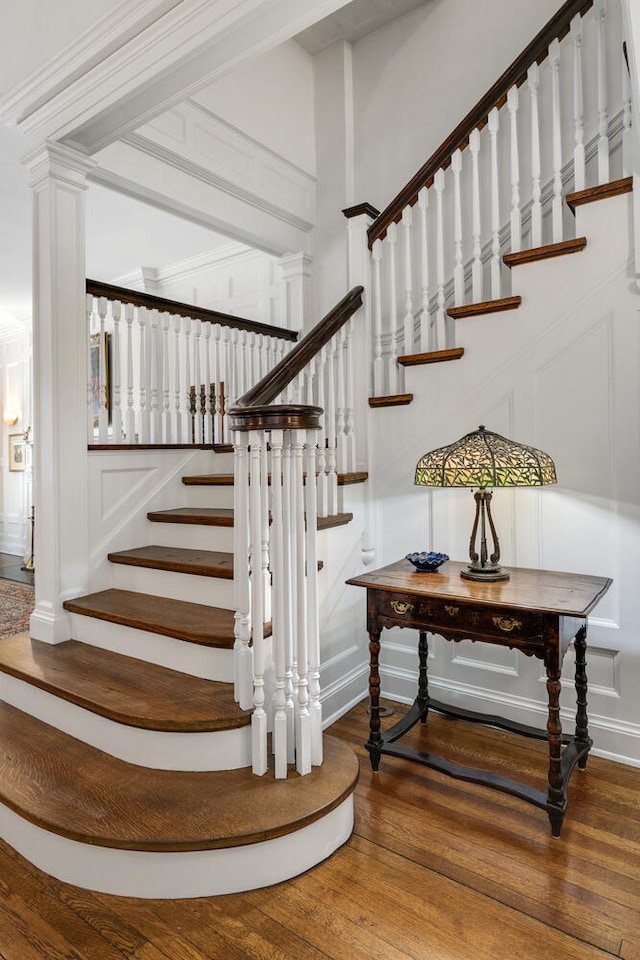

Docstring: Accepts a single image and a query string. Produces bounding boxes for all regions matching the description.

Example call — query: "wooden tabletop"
[346,559,612,618]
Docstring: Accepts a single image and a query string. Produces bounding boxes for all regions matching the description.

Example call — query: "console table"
[346,559,612,837]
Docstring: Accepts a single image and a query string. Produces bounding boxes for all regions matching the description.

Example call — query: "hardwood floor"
[0,699,638,959]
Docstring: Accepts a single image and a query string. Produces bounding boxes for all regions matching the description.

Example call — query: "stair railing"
[365,0,631,399]
[228,285,364,778]
[85,279,298,447]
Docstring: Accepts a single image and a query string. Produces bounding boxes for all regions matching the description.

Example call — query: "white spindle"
[162,313,171,443]
[249,428,267,776]
[528,63,543,248]
[86,295,95,444]
[111,301,123,443]
[260,439,271,624]
[596,0,610,185]
[336,325,348,474]
[138,307,150,444]
[304,432,322,766]
[372,239,384,395]
[324,342,338,517]
[452,149,464,306]
[622,49,632,178]
[434,168,446,349]
[571,15,586,192]
[193,319,202,444]
[282,432,296,764]
[150,309,162,443]
[183,318,192,444]
[386,222,400,393]
[550,39,564,243]
[488,107,502,299]
[507,86,522,254]
[172,316,183,443]
[417,186,431,352]
[270,428,288,778]
[292,430,311,776]
[344,319,357,472]
[469,130,483,303]
[233,431,252,710]
[401,205,414,355]
[125,304,135,444]
[97,297,108,443]
[315,353,327,519]
[203,322,212,444]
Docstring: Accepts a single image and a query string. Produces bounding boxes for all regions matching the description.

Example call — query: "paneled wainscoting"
[0,699,637,959]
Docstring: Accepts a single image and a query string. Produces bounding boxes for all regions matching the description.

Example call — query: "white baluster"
[212,324,222,444]
[138,307,150,444]
[260,439,271,625]
[434,168,446,349]
[452,148,464,306]
[292,429,311,776]
[86,295,95,444]
[596,0,610,185]
[162,313,171,443]
[150,309,161,443]
[203,321,212,444]
[304,431,322,766]
[469,130,483,303]
[183,318,193,444]
[507,86,522,253]
[325,342,338,517]
[528,63,543,248]
[315,353,327,519]
[97,297,108,444]
[386,222,399,392]
[282,432,296,764]
[550,39,564,243]
[622,49,632,178]
[336,325,347,475]
[417,187,431,352]
[233,431,253,710]
[344,319,357,473]
[269,428,288,778]
[193,319,202,444]
[124,304,136,443]
[401,205,414,356]
[172,316,182,443]
[372,239,384,395]
[488,107,502,298]
[249,428,267,776]
[111,301,123,443]
[571,14,585,192]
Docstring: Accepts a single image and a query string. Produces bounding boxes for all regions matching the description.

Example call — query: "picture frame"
[90,332,112,428]
[8,433,26,472]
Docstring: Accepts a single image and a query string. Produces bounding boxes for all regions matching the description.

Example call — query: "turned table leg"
[418,631,430,724]
[366,628,383,771]
[546,662,566,838]
[574,625,592,769]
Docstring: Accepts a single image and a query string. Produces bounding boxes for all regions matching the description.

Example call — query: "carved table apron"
[346,559,612,837]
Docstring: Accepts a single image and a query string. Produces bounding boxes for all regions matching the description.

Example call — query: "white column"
[26,142,96,644]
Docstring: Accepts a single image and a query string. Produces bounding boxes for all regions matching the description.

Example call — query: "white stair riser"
[0,796,354,898]
[67,612,234,682]
[146,523,235,552]
[183,485,235,509]
[0,673,251,771]
[110,564,234,607]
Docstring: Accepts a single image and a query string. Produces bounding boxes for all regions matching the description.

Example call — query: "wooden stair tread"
[63,589,242,647]
[108,545,234,579]
[368,394,413,408]
[503,237,587,267]
[317,512,353,530]
[0,702,359,852]
[0,634,248,732]
[447,296,522,319]
[147,507,235,526]
[182,472,369,486]
[397,347,465,366]
[566,176,633,212]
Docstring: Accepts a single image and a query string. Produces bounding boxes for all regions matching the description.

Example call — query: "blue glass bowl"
[406,551,449,572]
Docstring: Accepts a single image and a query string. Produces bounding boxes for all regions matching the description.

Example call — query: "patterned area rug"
[0,579,34,637]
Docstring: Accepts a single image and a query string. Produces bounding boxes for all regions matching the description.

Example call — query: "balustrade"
[365,0,629,397]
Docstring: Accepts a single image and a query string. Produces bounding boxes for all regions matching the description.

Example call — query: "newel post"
[25,142,96,643]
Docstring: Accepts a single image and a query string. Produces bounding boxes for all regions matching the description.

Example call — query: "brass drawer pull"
[390,600,414,615]
[492,616,522,633]
[444,605,459,617]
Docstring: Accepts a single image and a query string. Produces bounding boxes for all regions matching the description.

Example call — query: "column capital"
[24,140,97,191]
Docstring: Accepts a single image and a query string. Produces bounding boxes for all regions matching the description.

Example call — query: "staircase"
[0,445,362,899]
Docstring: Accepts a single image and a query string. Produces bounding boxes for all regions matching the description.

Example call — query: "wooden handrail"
[228,285,364,430]
[367,0,593,248]
[86,279,298,341]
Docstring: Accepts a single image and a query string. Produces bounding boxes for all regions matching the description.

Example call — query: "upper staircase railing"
[228,286,364,778]
[85,279,298,448]
[365,0,632,399]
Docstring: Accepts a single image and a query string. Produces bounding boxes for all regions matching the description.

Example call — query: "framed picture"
[8,434,26,472]
[90,332,112,427]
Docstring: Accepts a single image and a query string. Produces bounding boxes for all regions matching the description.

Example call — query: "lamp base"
[461,565,510,583]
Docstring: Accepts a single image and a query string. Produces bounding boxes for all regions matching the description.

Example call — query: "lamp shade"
[415,425,556,489]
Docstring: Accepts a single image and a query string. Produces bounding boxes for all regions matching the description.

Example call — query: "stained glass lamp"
[415,425,557,582]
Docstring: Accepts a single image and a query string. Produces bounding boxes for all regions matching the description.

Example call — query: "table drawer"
[372,592,544,642]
